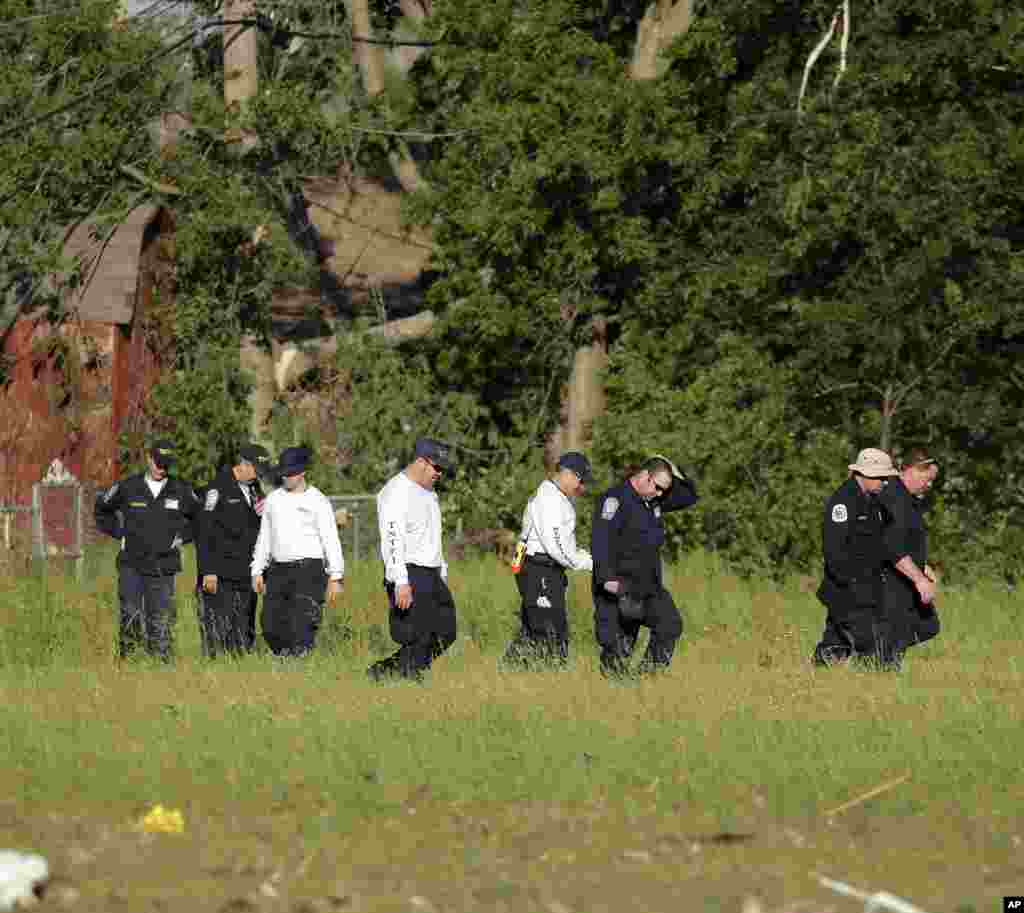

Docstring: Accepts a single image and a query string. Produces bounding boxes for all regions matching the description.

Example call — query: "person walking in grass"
[368,438,457,682]
[251,446,344,657]
[812,447,907,668]
[94,439,200,661]
[196,443,272,657]
[591,454,698,677]
[881,445,941,658]
[503,451,595,668]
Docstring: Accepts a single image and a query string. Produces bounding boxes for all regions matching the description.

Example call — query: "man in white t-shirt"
[251,446,344,656]
[368,438,456,681]
[504,452,594,667]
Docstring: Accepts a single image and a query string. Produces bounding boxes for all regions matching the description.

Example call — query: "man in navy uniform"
[504,451,594,667]
[591,454,698,676]
[251,446,345,656]
[881,446,940,657]
[94,439,200,661]
[196,443,272,657]
[369,438,457,682]
[813,447,909,667]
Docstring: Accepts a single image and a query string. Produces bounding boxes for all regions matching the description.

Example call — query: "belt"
[271,557,324,567]
[526,554,560,568]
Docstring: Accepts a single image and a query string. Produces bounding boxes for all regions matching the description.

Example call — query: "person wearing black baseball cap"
[195,443,273,657]
[251,446,345,656]
[368,437,457,681]
[503,452,595,668]
[94,438,201,661]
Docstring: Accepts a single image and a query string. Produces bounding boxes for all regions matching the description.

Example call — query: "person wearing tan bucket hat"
[812,447,901,668]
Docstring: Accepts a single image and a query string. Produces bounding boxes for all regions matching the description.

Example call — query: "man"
[813,447,904,667]
[369,438,457,682]
[196,443,272,657]
[504,451,595,667]
[881,446,940,656]
[251,446,344,656]
[94,439,200,661]
[591,454,698,676]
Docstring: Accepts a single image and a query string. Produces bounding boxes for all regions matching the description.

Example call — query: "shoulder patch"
[103,483,119,503]
[831,503,848,523]
[601,497,620,521]
[204,489,219,512]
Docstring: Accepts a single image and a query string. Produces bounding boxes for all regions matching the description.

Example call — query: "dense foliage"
[2,0,1022,577]
[396,0,1024,578]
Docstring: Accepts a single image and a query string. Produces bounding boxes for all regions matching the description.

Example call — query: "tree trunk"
[264,311,436,397]
[223,0,259,150]
[223,0,258,107]
[629,0,693,81]
[549,3,695,465]
[240,335,277,444]
[350,0,387,98]
[879,384,895,453]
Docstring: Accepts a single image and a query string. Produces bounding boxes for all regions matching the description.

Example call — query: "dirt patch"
[1,795,1015,912]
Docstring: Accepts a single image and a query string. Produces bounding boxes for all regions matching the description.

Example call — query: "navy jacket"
[591,474,698,598]
[196,466,265,581]
[880,477,929,612]
[816,477,888,616]
[94,474,199,576]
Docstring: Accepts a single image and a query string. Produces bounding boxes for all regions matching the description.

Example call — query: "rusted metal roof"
[62,204,160,325]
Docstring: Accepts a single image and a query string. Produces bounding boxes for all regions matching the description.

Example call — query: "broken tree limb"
[267,309,437,396]
[824,773,909,817]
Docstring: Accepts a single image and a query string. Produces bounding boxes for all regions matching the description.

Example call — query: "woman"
[881,446,941,657]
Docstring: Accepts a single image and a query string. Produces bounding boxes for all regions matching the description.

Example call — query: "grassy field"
[0,547,1021,912]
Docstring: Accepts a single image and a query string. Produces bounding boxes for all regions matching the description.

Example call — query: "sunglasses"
[425,459,445,475]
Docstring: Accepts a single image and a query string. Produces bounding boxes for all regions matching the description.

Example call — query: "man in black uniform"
[94,439,200,661]
[881,446,940,656]
[813,447,901,667]
[591,454,698,676]
[196,443,272,657]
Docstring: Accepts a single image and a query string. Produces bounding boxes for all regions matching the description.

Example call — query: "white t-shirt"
[251,485,344,580]
[520,479,592,571]
[377,471,446,586]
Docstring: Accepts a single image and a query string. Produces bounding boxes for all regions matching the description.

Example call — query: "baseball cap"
[414,438,454,471]
[272,445,312,477]
[557,451,594,483]
[848,447,898,478]
[149,439,177,468]
[238,443,272,475]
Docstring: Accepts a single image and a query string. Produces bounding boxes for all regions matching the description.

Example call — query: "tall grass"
[1,547,1021,828]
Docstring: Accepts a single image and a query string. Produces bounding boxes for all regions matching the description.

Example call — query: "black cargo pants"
[593,585,683,676]
[198,577,257,657]
[504,556,570,667]
[368,564,457,681]
[261,558,326,657]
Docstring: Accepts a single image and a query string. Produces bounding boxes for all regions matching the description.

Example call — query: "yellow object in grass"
[138,804,185,834]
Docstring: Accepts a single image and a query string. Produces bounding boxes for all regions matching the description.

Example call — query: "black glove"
[617,582,645,620]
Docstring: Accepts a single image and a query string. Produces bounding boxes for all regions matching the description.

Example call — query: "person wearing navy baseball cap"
[369,437,458,681]
[251,446,345,656]
[503,452,595,668]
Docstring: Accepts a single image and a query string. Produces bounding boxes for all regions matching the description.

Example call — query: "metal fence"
[327,494,379,562]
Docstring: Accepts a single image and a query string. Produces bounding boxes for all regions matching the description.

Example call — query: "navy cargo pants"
[504,556,570,666]
[118,563,177,661]
[368,565,457,681]
[593,585,683,676]
[198,577,257,658]
[261,558,326,657]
